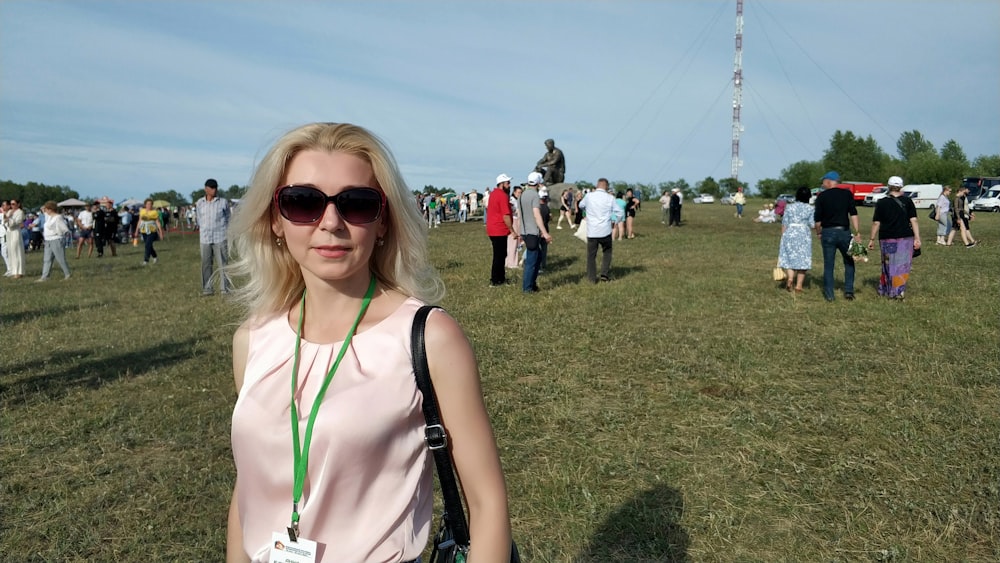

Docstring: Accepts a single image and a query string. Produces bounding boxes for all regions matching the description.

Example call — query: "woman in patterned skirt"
[867,176,921,300]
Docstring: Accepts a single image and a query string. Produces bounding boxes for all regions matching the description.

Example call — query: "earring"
[376,238,385,247]
[275,237,284,248]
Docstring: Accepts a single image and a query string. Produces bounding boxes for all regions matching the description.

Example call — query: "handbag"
[410,306,520,563]
[772,262,786,281]
[929,207,937,221]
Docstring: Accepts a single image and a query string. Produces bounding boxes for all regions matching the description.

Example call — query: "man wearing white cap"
[518,172,553,293]
[485,174,517,286]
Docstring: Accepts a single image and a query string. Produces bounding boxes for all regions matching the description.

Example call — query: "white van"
[901,184,943,209]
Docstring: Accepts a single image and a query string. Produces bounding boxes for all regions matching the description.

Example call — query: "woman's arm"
[910,218,921,248]
[868,221,880,249]
[227,324,251,563]
[425,312,512,563]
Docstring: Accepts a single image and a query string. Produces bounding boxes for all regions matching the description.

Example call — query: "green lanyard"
[288,275,376,539]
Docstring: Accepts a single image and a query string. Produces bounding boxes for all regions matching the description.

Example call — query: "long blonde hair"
[228,123,444,321]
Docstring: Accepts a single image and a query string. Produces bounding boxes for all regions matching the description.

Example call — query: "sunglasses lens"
[336,189,383,224]
[278,187,326,223]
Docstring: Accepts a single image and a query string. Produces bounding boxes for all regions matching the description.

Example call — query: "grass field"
[1,201,998,562]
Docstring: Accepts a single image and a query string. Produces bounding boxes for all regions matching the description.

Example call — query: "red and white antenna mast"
[731,0,744,180]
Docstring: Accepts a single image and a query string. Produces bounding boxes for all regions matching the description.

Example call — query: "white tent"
[57,198,87,207]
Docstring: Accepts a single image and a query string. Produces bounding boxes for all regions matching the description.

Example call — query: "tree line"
[0,180,247,210]
[753,130,1000,199]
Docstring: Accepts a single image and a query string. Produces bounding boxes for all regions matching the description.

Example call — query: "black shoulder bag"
[410,305,520,563]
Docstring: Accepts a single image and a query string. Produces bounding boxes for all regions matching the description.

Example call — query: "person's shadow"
[575,484,690,562]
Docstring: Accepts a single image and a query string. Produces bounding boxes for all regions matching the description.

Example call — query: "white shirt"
[580,188,615,238]
[43,213,70,241]
[78,209,94,229]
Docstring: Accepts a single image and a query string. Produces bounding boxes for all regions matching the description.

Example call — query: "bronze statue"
[535,138,565,185]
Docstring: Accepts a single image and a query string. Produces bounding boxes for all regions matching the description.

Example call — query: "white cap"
[527,171,544,186]
[888,176,904,188]
[539,188,549,198]
[496,173,511,185]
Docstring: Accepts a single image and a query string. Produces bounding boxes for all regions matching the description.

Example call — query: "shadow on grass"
[0,302,103,326]
[0,337,201,408]
[541,254,579,274]
[575,484,690,562]
[544,262,647,288]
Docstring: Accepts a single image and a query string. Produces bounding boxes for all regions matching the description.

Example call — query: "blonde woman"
[225,123,511,563]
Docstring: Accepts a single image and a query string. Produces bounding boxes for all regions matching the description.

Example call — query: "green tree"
[905,151,958,185]
[896,130,935,161]
[149,190,187,208]
[695,176,720,198]
[755,178,784,199]
[823,130,887,180]
[971,154,1000,177]
[781,160,825,190]
[939,139,968,168]
[0,179,79,209]
[222,184,247,201]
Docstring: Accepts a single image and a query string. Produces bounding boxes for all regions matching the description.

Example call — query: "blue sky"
[1,0,998,202]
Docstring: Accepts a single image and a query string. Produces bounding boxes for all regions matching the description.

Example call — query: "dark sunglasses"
[274,185,386,225]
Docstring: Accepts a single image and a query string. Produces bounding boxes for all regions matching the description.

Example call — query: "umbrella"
[152,200,171,208]
[119,198,142,207]
[57,198,87,207]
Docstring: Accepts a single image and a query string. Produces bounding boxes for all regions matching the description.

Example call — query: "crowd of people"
[1,179,233,293]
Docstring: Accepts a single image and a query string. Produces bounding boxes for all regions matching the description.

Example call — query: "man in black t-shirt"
[93,197,120,257]
[813,171,860,301]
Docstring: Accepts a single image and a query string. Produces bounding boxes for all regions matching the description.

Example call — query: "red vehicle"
[836,181,885,203]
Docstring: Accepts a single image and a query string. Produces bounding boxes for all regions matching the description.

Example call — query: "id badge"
[268,531,317,563]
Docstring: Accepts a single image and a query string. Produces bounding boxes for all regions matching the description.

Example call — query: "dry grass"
[1,201,998,562]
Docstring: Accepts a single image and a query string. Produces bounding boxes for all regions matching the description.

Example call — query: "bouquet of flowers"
[849,239,869,262]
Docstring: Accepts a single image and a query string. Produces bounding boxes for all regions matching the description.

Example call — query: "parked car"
[863,186,889,206]
[720,193,735,205]
[901,184,943,209]
[693,194,715,204]
[776,194,796,203]
[972,188,1000,212]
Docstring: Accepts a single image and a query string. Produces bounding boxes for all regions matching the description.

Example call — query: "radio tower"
[731,0,744,180]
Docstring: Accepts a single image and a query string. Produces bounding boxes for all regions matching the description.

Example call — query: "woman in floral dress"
[777,187,813,293]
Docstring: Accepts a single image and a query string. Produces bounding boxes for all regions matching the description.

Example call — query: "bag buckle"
[425,424,448,450]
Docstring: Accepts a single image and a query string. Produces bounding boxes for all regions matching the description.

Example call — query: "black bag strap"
[410,305,471,547]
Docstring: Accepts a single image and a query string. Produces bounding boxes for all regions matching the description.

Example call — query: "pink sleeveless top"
[232,298,433,563]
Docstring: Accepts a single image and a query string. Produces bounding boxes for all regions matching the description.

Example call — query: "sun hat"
[496,173,511,185]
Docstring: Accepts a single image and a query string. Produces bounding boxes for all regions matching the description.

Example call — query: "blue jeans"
[142,232,158,262]
[735,203,744,217]
[820,228,855,300]
[522,247,540,292]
